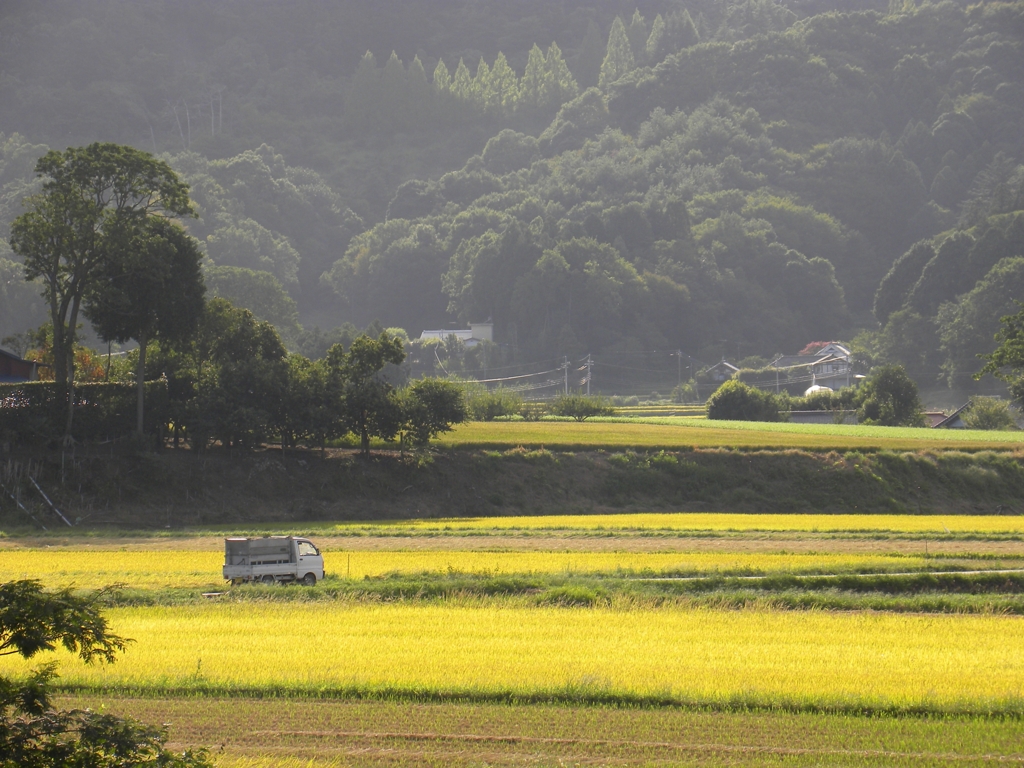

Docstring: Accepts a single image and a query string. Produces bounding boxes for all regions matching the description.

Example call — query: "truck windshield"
[297,542,319,556]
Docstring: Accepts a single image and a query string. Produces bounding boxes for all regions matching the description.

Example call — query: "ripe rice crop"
[0,550,223,590]
[338,512,1024,534]
[0,549,931,589]
[7,603,1024,713]
[323,551,928,578]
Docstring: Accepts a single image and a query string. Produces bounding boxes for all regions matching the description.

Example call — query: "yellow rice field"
[345,513,1024,534]
[0,549,931,589]
[6,602,1023,710]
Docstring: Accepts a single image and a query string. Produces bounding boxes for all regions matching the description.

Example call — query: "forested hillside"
[1,0,1022,398]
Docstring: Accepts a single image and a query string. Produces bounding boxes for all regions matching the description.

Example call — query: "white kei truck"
[223,536,325,586]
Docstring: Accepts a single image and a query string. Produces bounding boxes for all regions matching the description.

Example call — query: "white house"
[419,322,494,349]
[771,343,854,390]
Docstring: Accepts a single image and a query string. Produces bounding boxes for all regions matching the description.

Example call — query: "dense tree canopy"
[85,217,206,435]
[8,142,194,435]
[1,0,1022,402]
[978,301,1024,405]
[856,364,925,427]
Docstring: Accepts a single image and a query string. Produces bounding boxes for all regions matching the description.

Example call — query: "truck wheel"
[261,575,276,585]
[301,573,317,586]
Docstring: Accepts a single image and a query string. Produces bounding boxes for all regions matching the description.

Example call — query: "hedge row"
[0,381,169,443]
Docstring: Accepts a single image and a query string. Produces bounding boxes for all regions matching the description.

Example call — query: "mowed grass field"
[56,695,1024,768]
[329,512,1024,534]
[5,512,1024,766]
[437,418,1024,450]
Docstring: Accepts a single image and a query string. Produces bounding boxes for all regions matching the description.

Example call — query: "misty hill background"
[1,0,1022,401]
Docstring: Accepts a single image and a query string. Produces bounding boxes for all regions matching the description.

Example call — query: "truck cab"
[223,536,325,585]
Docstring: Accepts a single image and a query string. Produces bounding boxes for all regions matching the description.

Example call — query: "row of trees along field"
[0,144,465,452]
[0,0,1022,401]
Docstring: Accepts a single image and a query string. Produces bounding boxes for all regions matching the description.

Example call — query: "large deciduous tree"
[8,143,193,437]
[398,377,467,449]
[84,217,206,436]
[329,332,406,456]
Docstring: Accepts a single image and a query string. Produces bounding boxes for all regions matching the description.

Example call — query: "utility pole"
[676,349,682,386]
[584,354,593,395]
[561,356,570,394]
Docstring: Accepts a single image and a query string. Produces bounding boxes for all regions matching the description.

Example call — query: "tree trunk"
[62,345,75,441]
[136,333,146,437]
[63,298,83,441]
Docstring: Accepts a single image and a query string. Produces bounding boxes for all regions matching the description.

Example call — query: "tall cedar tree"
[599,17,636,89]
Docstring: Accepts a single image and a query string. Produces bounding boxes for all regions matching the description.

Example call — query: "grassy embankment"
[1,418,1023,527]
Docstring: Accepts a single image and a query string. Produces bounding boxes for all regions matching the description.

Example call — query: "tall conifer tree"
[646,14,666,62]
[407,55,431,126]
[380,51,407,128]
[489,53,519,114]
[626,9,649,64]
[599,17,636,89]
[473,58,493,111]
[433,59,451,92]
[519,45,547,111]
[546,43,579,106]
[663,9,700,51]
[451,59,474,101]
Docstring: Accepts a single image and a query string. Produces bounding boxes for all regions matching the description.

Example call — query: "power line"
[467,368,560,384]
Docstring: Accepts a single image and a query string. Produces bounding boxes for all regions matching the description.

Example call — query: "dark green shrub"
[467,386,522,421]
[518,401,549,421]
[706,380,786,422]
[856,365,925,427]
[962,397,1018,430]
[549,393,614,421]
[671,380,699,403]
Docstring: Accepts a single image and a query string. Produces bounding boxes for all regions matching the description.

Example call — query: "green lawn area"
[437,419,1024,451]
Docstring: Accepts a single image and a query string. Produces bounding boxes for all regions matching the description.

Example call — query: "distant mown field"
[436,419,1024,451]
